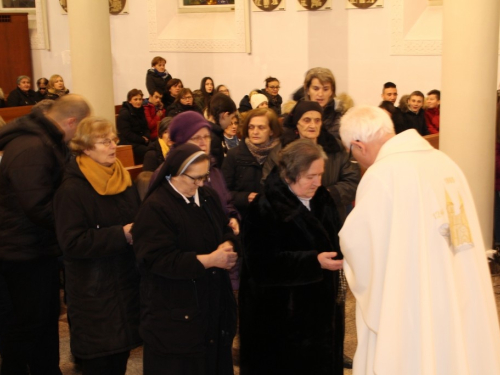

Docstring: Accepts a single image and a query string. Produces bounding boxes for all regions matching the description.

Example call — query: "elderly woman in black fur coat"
[239,139,344,375]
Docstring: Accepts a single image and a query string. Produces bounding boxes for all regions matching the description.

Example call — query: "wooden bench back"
[423,133,439,149]
[116,145,135,167]
[0,105,33,124]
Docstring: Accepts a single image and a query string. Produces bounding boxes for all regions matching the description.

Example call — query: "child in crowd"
[425,89,440,134]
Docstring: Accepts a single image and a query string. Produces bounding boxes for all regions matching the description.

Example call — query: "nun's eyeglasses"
[183,172,210,184]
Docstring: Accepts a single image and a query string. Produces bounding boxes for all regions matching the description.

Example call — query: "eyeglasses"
[348,143,359,164]
[95,137,119,147]
[268,86,280,89]
[190,135,211,143]
[183,172,210,184]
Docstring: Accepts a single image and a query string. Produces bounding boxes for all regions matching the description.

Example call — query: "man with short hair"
[338,105,500,375]
[0,94,91,374]
[144,90,166,140]
[381,82,398,104]
[403,90,429,136]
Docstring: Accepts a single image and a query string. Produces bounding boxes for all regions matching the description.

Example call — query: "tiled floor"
[5,273,500,374]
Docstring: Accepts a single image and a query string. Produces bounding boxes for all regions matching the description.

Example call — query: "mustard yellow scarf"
[158,138,169,159]
[77,154,131,195]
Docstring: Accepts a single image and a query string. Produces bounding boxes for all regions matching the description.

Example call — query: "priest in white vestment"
[338,105,500,375]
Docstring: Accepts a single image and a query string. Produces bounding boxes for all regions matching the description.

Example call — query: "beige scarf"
[245,137,280,165]
[77,154,131,195]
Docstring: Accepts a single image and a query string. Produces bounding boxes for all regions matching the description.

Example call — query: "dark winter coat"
[238,95,252,113]
[116,101,151,147]
[166,101,203,118]
[221,139,267,218]
[210,121,225,169]
[263,128,360,222]
[322,99,342,140]
[133,181,238,375]
[260,89,282,116]
[142,140,165,172]
[53,158,141,359]
[6,87,37,107]
[0,111,69,261]
[239,170,344,375]
[145,68,172,96]
[403,109,430,136]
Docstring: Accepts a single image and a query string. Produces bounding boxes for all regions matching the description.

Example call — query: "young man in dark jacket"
[0,94,90,374]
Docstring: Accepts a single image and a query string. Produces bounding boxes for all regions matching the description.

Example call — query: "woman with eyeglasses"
[261,76,282,116]
[54,117,141,375]
[167,111,240,236]
[166,88,203,118]
[133,143,239,375]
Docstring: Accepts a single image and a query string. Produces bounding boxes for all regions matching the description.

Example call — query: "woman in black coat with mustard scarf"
[54,117,141,375]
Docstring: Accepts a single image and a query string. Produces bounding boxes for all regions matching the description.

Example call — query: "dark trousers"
[0,258,61,375]
[143,345,205,375]
[81,351,130,375]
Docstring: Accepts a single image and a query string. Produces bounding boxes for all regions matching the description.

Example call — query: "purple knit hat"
[169,111,212,145]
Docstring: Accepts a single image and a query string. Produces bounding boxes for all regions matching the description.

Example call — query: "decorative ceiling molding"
[391,0,442,56]
[147,0,249,53]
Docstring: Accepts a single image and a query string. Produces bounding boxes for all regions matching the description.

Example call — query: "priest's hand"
[317,252,343,271]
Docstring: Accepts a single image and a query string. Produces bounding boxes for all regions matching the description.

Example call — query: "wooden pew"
[116,145,135,167]
[116,144,143,180]
[0,105,33,124]
[423,133,439,149]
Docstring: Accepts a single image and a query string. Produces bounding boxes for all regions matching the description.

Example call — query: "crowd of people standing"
[4,54,493,375]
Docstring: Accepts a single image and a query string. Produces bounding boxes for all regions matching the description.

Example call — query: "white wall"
[31,0,499,111]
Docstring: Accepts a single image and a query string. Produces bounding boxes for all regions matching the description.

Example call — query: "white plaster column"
[67,0,115,123]
[440,0,500,248]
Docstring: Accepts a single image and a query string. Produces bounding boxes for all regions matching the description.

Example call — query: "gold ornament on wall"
[59,0,128,15]
[297,0,330,11]
[346,0,383,9]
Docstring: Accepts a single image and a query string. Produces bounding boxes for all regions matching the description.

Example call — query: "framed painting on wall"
[178,0,235,13]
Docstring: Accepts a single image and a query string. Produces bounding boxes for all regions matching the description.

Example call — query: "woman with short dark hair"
[145,56,172,97]
[239,139,345,375]
[117,89,150,164]
[262,76,282,116]
[6,75,37,107]
[209,93,237,168]
[162,78,183,108]
[221,107,281,218]
[263,100,360,222]
[166,88,202,118]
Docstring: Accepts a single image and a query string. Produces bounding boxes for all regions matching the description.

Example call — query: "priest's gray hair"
[339,105,395,149]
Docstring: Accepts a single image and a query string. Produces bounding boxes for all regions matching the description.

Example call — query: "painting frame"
[178,0,235,13]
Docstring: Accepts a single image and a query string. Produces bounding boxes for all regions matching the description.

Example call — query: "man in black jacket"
[0,94,90,374]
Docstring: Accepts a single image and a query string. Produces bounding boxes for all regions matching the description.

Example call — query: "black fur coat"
[239,171,344,375]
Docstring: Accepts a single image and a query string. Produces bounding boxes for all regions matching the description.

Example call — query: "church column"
[67,0,115,123]
[440,0,500,248]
